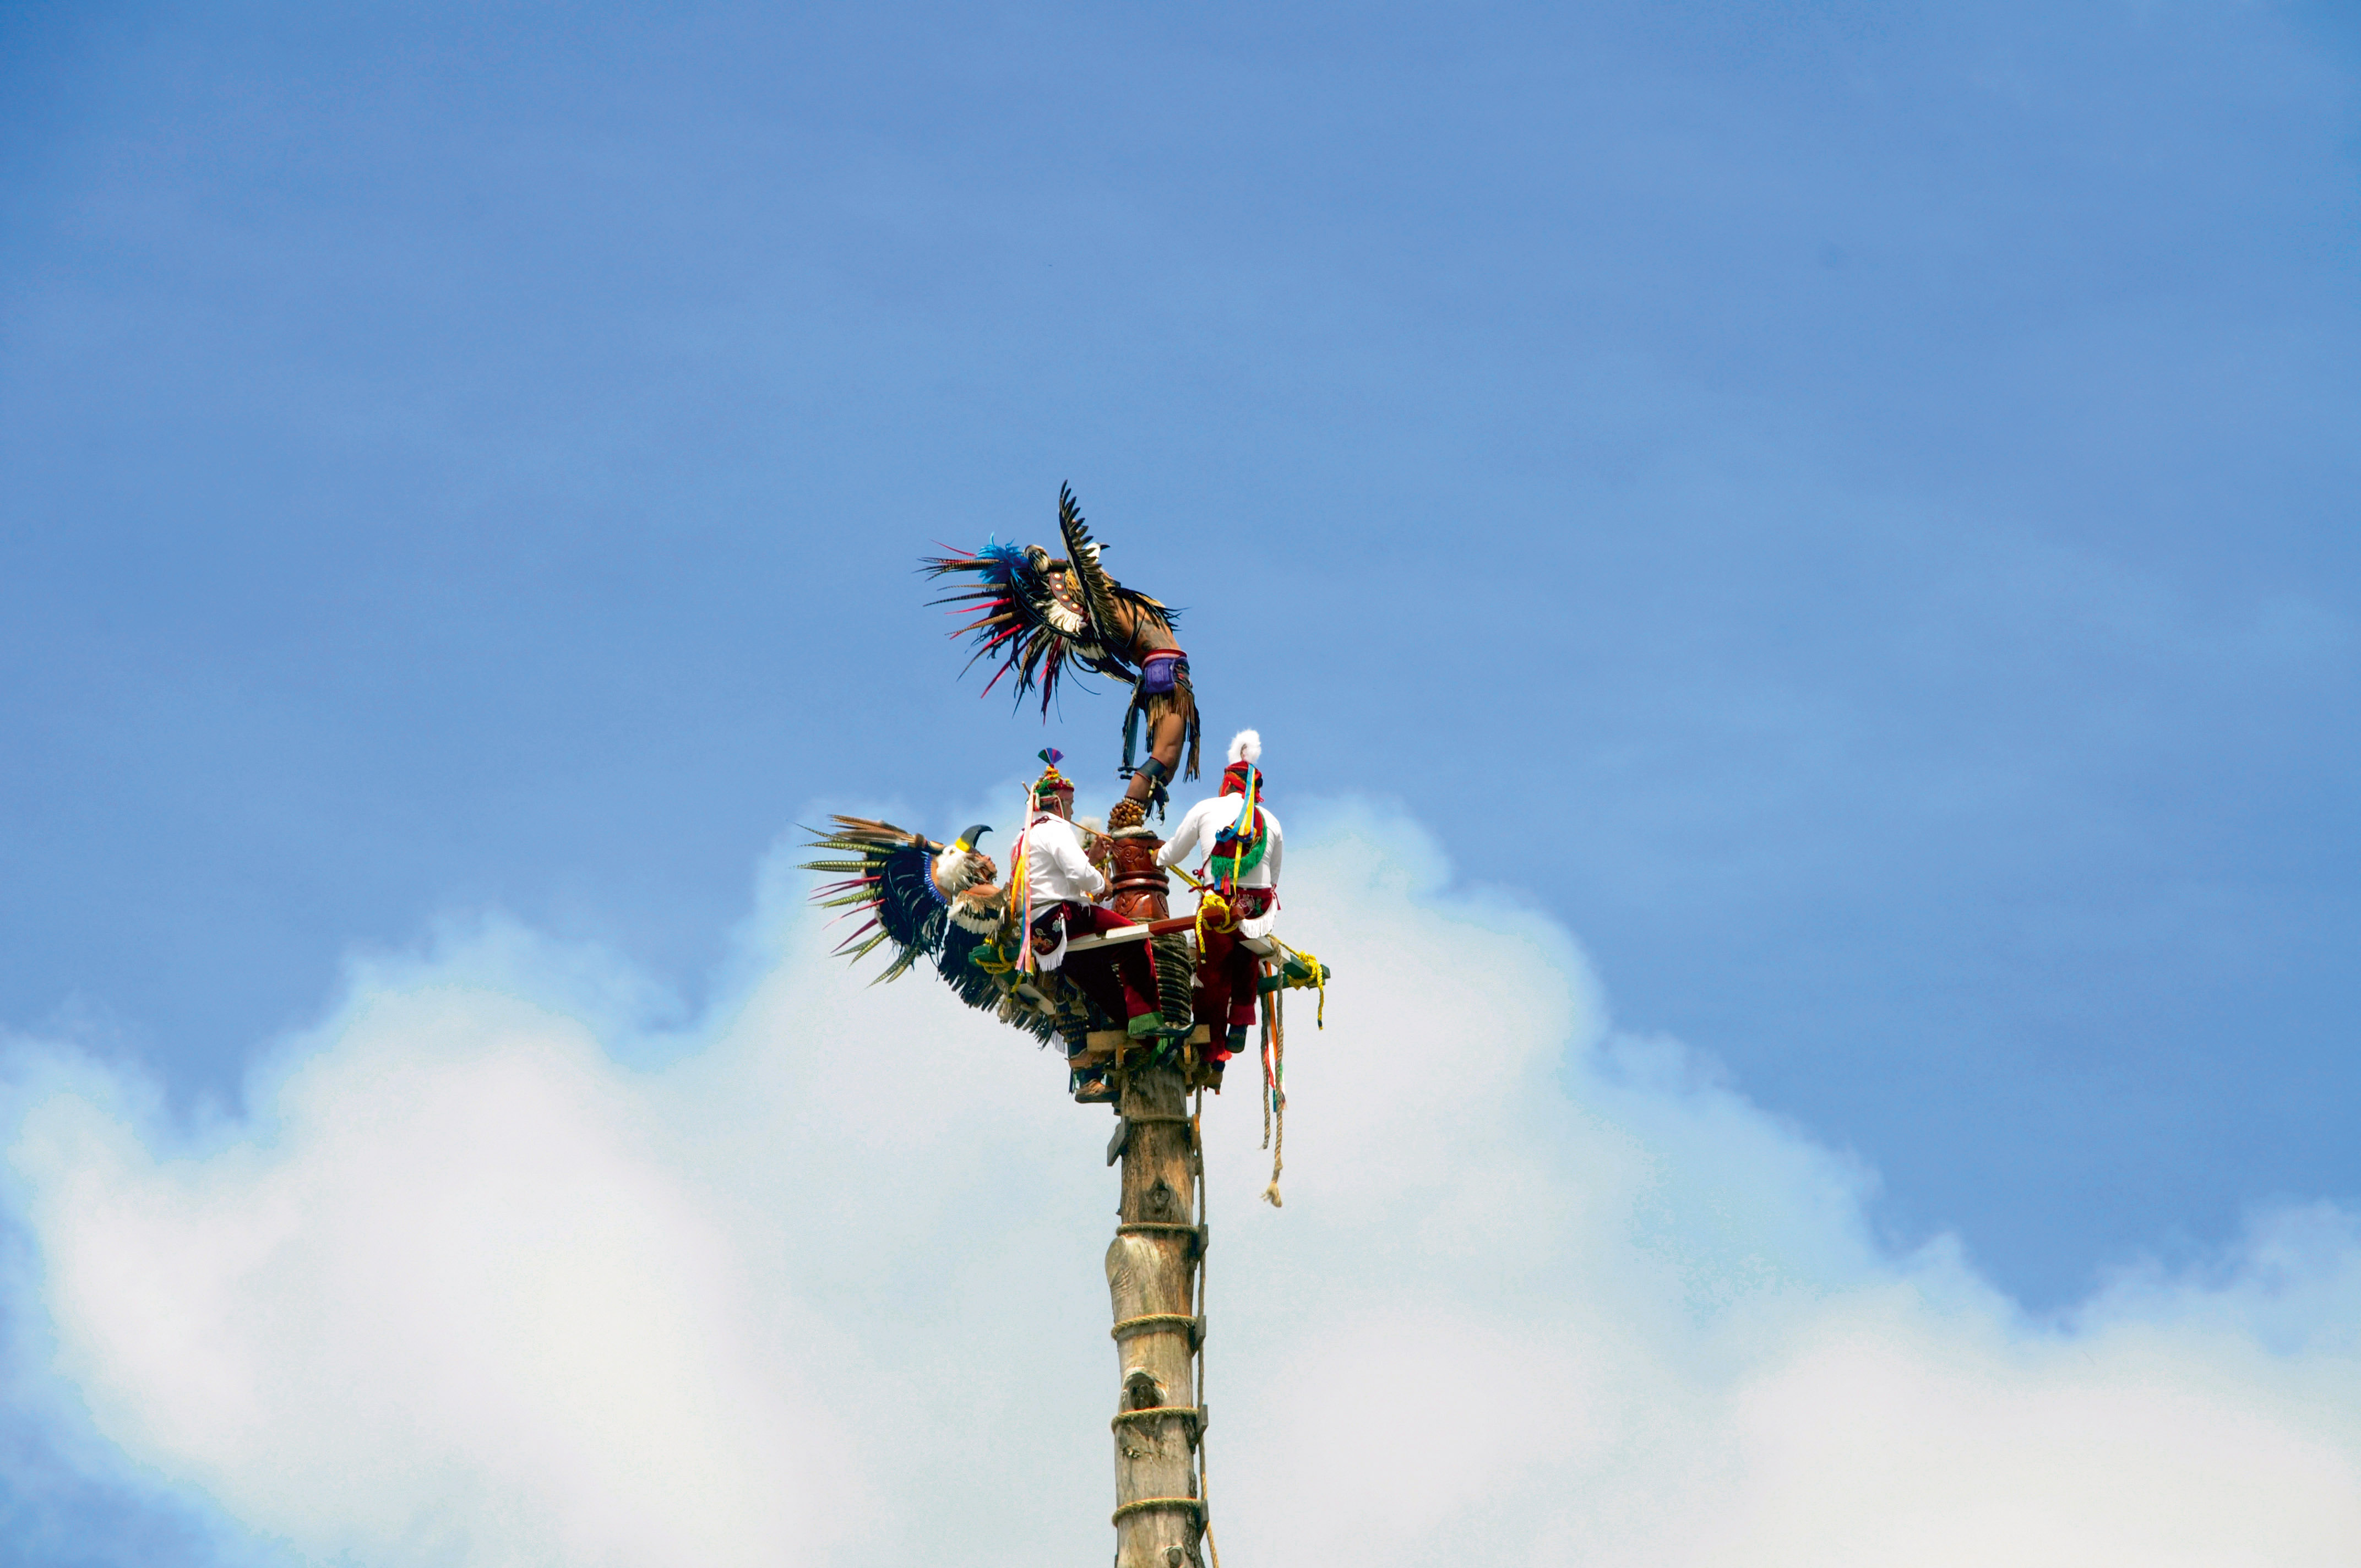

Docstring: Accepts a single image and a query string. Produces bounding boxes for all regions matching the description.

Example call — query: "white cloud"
[4,802,2358,1566]
[8,993,858,1567]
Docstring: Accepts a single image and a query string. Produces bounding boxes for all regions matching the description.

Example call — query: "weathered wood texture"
[1106,1061,1205,1568]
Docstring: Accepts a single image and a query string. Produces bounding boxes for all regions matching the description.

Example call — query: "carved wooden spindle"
[1106,832,1172,922]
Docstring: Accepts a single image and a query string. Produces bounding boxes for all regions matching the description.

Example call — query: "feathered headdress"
[1220,729,1263,794]
[922,485,1179,714]
[1031,746,1075,801]
[800,815,1053,1043]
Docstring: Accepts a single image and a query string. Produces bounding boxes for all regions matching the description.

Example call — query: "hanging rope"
[1260,983,1285,1207]
[1258,989,1272,1157]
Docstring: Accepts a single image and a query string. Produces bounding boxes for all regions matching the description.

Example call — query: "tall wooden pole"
[1101,830,1209,1567]
[1107,1064,1205,1568]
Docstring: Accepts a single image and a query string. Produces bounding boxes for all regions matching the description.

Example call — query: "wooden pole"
[1107,1063,1206,1568]
[1100,829,1209,1566]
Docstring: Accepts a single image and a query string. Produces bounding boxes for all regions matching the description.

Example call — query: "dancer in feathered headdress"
[924,484,1202,824]
[799,815,1039,1029]
[1158,729,1284,1064]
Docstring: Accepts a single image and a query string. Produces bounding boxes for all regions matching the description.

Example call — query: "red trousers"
[1193,888,1276,1057]
[1035,902,1160,1033]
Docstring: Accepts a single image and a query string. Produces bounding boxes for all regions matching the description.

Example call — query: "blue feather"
[976,538,1027,580]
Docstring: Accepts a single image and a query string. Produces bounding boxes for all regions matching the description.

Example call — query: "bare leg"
[1120,711,1190,804]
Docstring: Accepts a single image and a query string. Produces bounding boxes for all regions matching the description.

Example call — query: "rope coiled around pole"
[1110,1313,1205,1348]
[1110,1405,1205,1431]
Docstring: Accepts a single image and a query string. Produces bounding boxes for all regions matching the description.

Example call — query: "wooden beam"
[1062,915,1198,954]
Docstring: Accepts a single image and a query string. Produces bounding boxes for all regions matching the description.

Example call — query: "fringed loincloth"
[1122,651,1202,781]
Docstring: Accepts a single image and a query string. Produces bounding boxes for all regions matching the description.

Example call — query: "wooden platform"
[1062,916,1197,955]
[1072,1024,1211,1068]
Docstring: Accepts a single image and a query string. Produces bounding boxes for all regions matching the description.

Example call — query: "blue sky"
[1,2,2357,1558]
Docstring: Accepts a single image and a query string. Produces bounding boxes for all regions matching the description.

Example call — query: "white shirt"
[1021,812,1108,906]
[1158,795,1283,891]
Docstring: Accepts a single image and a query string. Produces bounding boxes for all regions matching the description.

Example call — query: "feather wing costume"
[923,484,1179,715]
[801,815,1058,1041]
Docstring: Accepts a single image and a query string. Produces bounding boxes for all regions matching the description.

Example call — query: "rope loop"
[1111,1497,1206,1526]
[1193,889,1235,952]
[1110,1405,1205,1431]
[1111,1313,1205,1348]
[1274,939,1328,1028]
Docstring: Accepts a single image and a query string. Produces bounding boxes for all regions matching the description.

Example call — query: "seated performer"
[1157,730,1283,1064]
[1016,750,1170,1048]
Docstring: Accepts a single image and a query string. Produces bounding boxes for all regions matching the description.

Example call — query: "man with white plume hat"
[1158,729,1283,1065]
